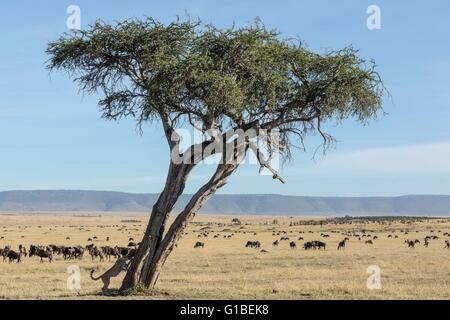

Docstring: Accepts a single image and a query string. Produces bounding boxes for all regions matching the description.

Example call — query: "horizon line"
[1,189,450,198]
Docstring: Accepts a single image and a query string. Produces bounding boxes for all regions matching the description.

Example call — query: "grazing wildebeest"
[272,240,279,246]
[73,246,85,259]
[29,245,53,262]
[404,240,415,248]
[312,241,326,250]
[289,241,296,249]
[89,246,104,262]
[61,246,83,260]
[194,241,204,248]
[102,246,120,261]
[245,241,261,249]
[127,241,137,247]
[7,250,21,263]
[444,240,450,249]
[365,240,373,245]
[304,242,314,250]
[303,241,326,250]
[63,247,75,260]
[49,244,63,255]
[298,237,304,241]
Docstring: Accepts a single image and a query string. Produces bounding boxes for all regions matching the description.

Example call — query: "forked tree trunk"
[119,161,193,291]
[141,163,239,288]
[119,143,245,293]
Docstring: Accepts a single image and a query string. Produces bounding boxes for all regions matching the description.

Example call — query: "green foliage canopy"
[47,17,384,157]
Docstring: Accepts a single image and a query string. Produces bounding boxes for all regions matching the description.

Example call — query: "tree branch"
[248,141,286,184]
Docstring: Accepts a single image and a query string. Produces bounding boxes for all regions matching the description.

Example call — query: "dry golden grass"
[1,213,450,300]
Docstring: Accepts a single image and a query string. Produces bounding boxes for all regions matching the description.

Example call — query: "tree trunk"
[141,163,239,288]
[119,161,193,292]
[119,138,247,293]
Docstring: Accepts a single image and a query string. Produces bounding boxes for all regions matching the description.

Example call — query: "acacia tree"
[47,18,384,292]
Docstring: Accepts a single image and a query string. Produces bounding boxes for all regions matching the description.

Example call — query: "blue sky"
[0,0,449,196]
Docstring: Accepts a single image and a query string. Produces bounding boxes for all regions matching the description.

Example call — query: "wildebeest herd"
[0,242,137,263]
[190,225,450,254]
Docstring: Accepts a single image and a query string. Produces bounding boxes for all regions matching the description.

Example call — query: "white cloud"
[299,142,450,177]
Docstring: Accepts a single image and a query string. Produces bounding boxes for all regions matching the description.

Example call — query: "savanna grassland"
[0,213,450,300]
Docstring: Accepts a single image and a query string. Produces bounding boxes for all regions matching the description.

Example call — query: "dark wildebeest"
[289,241,296,249]
[365,240,373,245]
[444,240,450,249]
[337,239,348,250]
[272,240,279,246]
[89,246,104,262]
[1,246,11,262]
[7,250,21,263]
[245,241,261,248]
[49,244,64,255]
[194,241,204,248]
[405,240,415,248]
[312,240,326,250]
[29,245,53,262]
[102,246,120,261]
[73,246,85,259]
[63,247,75,260]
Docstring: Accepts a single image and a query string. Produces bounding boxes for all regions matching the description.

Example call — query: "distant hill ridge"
[0,190,449,216]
